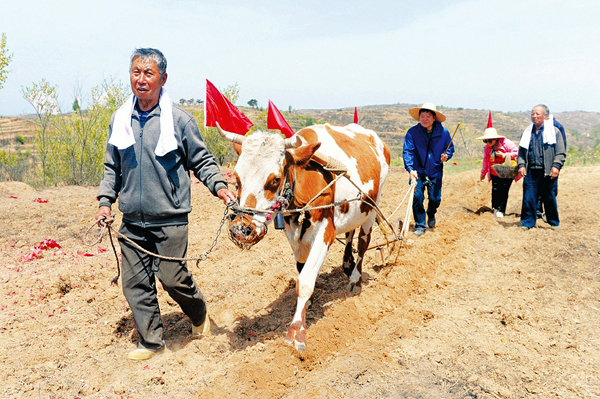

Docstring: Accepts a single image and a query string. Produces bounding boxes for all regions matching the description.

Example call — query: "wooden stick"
[367,181,415,251]
[367,236,401,251]
[444,122,461,154]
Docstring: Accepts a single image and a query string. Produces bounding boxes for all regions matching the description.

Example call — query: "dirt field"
[1,165,599,399]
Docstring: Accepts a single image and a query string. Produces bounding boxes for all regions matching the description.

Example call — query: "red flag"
[487,110,493,128]
[267,100,295,138]
[354,107,358,124]
[205,80,253,135]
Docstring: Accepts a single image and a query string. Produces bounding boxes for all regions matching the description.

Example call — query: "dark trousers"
[537,179,559,218]
[490,175,513,214]
[521,169,559,228]
[119,223,207,349]
[412,174,442,230]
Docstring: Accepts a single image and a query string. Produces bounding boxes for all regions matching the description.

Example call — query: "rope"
[372,180,415,232]
[231,195,363,216]
[84,205,232,284]
[229,170,398,243]
[399,181,416,239]
[297,173,346,220]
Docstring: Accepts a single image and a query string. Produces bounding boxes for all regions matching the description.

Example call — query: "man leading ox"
[95,48,236,360]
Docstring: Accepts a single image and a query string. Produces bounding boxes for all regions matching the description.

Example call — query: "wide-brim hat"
[409,102,446,123]
[476,127,505,140]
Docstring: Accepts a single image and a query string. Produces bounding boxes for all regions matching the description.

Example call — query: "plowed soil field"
[1,165,599,398]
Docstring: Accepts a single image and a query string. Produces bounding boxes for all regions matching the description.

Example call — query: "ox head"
[217,124,320,249]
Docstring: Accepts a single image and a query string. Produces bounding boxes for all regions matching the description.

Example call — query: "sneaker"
[519,225,530,231]
[127,346,165,361]
[413,228,426,237]
[427,217,436,228]
[493,210,504,218]
[550,225,560,230]
[192,314,211,336]
[542,213,547,223]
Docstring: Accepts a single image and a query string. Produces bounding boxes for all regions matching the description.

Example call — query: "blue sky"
[1,0,599,116]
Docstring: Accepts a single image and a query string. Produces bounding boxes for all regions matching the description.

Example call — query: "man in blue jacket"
[95,48,236,360]
[403,103,454,237]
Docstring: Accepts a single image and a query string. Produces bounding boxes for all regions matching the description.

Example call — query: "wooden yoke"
[311,151,349,177]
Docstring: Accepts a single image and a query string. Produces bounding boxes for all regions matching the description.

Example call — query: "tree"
[72,97,81,112]
[0,33,12,91]
[21,78,127,186]
[247,99,258,108]
[55,80,127,185]
[221,82,240,104]
[22,79,61,185]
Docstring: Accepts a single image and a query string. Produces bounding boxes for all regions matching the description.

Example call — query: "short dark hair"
[419,109,436,118]
[534,104,549,115]
[130,48,167,76]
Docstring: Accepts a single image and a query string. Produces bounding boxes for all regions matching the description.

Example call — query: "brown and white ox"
[217,123,390,350]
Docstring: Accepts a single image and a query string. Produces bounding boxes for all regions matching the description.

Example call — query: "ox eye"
[271,177,281,187]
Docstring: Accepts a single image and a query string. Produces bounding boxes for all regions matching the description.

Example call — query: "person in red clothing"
[477,112,521,218]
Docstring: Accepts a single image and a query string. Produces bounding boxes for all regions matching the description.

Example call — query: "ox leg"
[342,230,356,278]
[284,229,331,351]
[345,214,376,294]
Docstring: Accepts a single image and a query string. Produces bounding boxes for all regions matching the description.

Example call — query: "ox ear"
[232,142,242,156]
[286,142,322,167]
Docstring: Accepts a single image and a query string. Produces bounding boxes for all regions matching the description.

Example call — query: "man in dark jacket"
[402,103,454,237]
[517,104,566,230]
[95,48,236,360]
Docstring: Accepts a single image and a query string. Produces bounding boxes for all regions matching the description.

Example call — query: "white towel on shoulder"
[108,88,177,156]
[519,115,557,148]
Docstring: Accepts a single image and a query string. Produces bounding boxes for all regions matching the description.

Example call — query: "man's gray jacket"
[97,103,228,227]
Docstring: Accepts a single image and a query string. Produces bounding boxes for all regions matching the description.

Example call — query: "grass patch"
[389,156,481,175]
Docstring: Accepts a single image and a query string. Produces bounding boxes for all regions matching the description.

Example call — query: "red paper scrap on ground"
[21,239,62,262]
[8,195,18,199]
[38,239,61,250]
[33,198,49,203]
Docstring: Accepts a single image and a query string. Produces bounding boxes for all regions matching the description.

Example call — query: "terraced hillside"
[0,117,35,152]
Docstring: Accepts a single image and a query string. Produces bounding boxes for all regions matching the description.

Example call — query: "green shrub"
[0,149,34,182]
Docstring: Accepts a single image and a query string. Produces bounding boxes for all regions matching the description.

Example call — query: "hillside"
[226,104,600,159]
[0,117,36,153]
[2,105,599,162]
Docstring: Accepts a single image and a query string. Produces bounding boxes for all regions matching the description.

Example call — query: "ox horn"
[283,135,302,149]
[216,122,246,145]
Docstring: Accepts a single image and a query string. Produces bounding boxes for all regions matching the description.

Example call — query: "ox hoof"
[345,282,362,294]
[294,340,306,351]
[284,337,306,351]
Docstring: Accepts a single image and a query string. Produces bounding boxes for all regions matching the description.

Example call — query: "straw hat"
[409,102,446,123]
[476,110,505,140]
